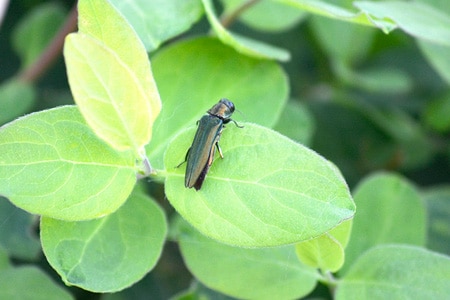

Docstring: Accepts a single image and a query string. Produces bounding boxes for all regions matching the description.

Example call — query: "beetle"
[178,98,243,190]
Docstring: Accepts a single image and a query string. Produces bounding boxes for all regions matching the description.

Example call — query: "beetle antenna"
[231,119,244,128]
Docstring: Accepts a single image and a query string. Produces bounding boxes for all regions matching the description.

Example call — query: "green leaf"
[355,1,450,47]
[307,100,384,184]
[148,37,289,170]
[423,91,450,132]
[102,272,166,300]
[0,106,136,221]
[374,111,431,169]
[423,186,450,255]
[276,0,396,32]
[165,123,355,247]
[273,100,315,146]
[202,0,290,61]
[414,0,450,84]
[0,197,40,260]
[350,67,412,94]
[332,59,413,94]
[177,220,319,299]
[417,0,450,15]
[12,3,65,68]
[109,0,203,52]
[222,0,307,32]
[0,266,73,300]
[295,219,352,272]
[310,14,376,64]
[418,41,450,85]
[0,80,36,125]
[171,281,237,300]
[65,0,161,152]
[341,172,426,274]
[0,246,10,270]
[40,188,167,293]
[337,98,431,169]
[336,245,450,300]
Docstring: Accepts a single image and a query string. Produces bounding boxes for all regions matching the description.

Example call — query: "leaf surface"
[202,0,290,61]
[277,0,396,32]
[0,266,73,300]
[109,0,203,52]
[355,1,450,47]
[148,37,289,170]
[165,124,355,247]
[273,100,315,146]
[341,172,426,274]
[0,106,136,221]
[336,245,450,299]
[65,0,161,152]
[423,186,450,255]
[295,219,352,272]
[177,219,318,299]
[0,197,40,260]
[12,3,65,68]
[423,92,450,132]
[0,80,35,125]
[222,0,307,32]
[41,189,167,292]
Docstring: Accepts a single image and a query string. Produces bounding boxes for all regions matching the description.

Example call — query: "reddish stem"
[220,0,260,28]
[19,5,78,83]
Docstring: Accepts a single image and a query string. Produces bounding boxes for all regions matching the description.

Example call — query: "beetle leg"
[176,147,191,168]
[216,142,224,159]
[215,128,224,159]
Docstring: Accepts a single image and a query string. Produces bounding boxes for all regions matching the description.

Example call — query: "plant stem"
[220,0,260,28]
[319,270,338,296]
[18,4,78,83]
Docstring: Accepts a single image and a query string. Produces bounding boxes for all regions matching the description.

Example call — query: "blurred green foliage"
[1,0,450,299]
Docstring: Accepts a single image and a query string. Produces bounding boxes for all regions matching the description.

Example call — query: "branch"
[220,0,260,28]
[18,5,78,83]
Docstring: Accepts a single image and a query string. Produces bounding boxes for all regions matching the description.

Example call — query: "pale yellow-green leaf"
[295,219,352,272]
[65,0,161,152]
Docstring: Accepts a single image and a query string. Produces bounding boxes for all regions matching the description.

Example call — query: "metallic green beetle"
[180,98,242,190]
